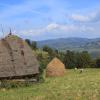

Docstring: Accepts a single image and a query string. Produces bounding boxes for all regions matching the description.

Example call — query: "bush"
[95,58,100,68]
[0,80,33,89]
[38,62,46,83]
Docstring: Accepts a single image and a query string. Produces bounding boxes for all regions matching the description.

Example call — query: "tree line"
[25,39,100,69]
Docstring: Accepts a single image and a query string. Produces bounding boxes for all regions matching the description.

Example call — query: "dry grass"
[46,57,65,77]
[0,68,100,100]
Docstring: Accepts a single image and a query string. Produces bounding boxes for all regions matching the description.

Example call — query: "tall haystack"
[46,57,65,77]
[0,34,39,79]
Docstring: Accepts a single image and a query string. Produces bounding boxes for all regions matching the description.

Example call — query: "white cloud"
[71,14,90,22]
[18,23,94,37]
[70,10,100,23]
[46,23,93,33]
[46,23,59,31]
[46,23,75,32]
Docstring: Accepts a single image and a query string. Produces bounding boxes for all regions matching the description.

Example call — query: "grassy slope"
[0,69,100,100]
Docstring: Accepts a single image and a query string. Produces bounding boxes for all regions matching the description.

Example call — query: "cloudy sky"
[0,0,100,40]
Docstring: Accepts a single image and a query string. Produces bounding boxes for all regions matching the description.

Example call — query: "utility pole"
[9,28,12,35]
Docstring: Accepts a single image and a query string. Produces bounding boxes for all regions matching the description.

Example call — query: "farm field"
[0,69,100,100]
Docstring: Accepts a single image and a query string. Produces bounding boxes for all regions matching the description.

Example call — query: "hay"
[0,34,39,79]
[46,57,65,77]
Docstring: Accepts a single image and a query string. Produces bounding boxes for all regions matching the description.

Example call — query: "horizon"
[0,0,100,40]
[36,36,100,42]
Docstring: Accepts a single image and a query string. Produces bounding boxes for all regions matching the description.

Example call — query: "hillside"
[37,37,100,58]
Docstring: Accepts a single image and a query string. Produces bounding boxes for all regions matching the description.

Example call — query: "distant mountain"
[37,37,100,58]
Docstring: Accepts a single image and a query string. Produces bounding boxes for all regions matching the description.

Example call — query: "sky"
[0,0,100,40]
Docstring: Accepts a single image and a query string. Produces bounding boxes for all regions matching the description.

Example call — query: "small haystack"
[46,57,65,77]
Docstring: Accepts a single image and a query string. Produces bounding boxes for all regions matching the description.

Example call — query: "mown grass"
[0,68,100,100]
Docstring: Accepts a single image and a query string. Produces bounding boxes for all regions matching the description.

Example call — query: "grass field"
[0,69,100,100]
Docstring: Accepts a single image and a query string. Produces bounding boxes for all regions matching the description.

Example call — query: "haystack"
[0,34,39,79]
[46,57,65,77]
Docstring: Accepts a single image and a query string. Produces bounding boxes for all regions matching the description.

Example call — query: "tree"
[43,45,53,54]
[90,60,96,68]
[95,58,100,68]
[25,39,31,47]
[57,51,65,64]
[63,50,76,69]
[81,51,91,68]
[31,41,37,50]
[76,51,91,68]
[43,45,54,59]
[63,50,92,69]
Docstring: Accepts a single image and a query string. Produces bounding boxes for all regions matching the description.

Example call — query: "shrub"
[0,80,33,89]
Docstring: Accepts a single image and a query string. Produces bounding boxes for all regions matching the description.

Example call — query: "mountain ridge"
[37,37,100,58]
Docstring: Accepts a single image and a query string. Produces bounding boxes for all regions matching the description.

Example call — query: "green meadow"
[0,69,100,100]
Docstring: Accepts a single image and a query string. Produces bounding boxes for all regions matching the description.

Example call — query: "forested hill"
[37,37,100,58]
